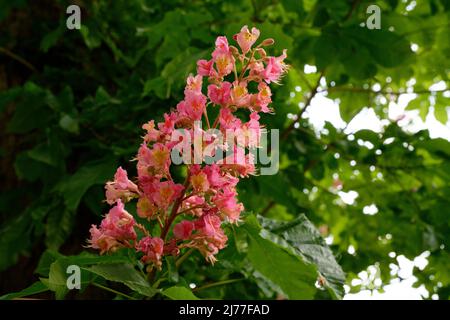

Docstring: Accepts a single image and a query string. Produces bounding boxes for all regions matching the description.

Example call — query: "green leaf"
[344,27,413,68]
[7,83,53,134]
[162,286,199,300]
[0,281,49,300]
[166,256,179,283]
[94,86,121,106]
[314,32,338,69]
[258,214,346,299]
[142,77,167,100]
[14,152,54,182]
[330,90,368,122]
[45,255,101,299]
[243,215,318,299]
[48,259,70,299]
[80,25,102,49]
[0,210,33,271]
[40,25,64,52]
[406,96,429,121]
[416,138,450,157]
[35,250,63,276]
[84,263,157,298]
[59,114,79,134]
[57,158,116,211]
[45,208,75,250]
[434,107,448,125]
[36,251,130,277]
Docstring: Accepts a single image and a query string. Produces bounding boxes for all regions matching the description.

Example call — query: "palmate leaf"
[84,263,158,298]
[38,252,132,299]
[243,220,318,299]
[258,214,346,299]
[242,214,345,299]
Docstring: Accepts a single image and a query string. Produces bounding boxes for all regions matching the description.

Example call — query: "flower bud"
[260,38,275,47]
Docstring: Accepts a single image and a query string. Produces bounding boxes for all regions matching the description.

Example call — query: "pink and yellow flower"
[262,49,288,84]
[105,167,139,205]
[207,81,232,107]
[88,26,288,268]
[136,236,164,268]
[173,220,195,240]
[234,25,260,54]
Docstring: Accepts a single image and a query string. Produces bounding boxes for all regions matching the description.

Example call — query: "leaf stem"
[92,282,136,300]
[175,248,195,268]
[193,278,245,292]
[239,49,255,81]
[0,47,37,72]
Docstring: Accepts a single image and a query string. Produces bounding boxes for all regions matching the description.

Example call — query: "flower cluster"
[88,26,288,269]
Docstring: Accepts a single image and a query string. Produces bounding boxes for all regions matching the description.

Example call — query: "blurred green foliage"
[0,0,449,299]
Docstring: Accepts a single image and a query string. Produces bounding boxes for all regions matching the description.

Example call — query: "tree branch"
[0,47,37,72]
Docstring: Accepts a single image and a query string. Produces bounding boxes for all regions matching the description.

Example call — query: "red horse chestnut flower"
[88,26,288,270]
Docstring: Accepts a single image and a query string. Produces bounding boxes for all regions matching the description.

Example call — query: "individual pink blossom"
[136,236,164,268]
[252,82,273,113]
[88,199,137,254]
[214,36,230,54]
[190,169,210,193]
[212,37,234,78]
[234,25,260,54]
[111,167,137,191]
[173,220,195,240]
[188,213,228,264]
[249,60,265,79]
[137,143,171,177]
[262,49,288,83]
[88,225,121,254]
[184,91,207,121]
[212,188,244,223]
[105,167,139,205]
[220,146,256,177]
[151,180,184,210]
[197,59,216,77]
[185,74,203,95]
[219,107,242,130]
[203,164,238,189]
[136,196,158,220]
[230,81,251,107]
[157,112,177,136]
[99,199,137,240]
[142,120,160,142]
[213,53,234,78]
[207,81,232,106]
[180,195,206,216]
[238,112,262,148]
[149,143,171,173]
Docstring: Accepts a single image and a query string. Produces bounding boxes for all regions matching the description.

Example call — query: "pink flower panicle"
[88,26,288,270]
